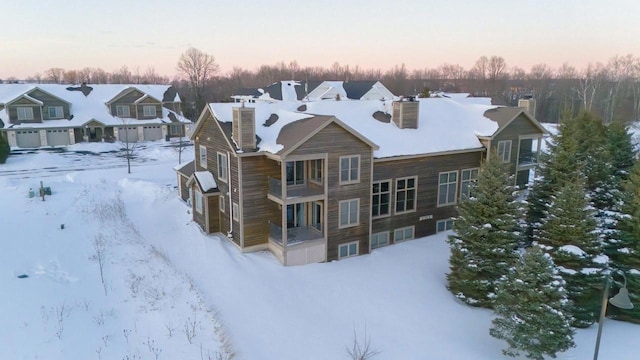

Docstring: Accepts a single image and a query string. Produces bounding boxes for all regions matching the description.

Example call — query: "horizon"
[2,0,639,79]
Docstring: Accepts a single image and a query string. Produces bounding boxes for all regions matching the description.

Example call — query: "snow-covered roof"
[231,80,395,102]
[0,84,187,130]
[208,97,501,158]
[193,171,217,193]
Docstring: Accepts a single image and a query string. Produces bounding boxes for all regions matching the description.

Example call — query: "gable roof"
[230,80,394,102]
[482,107,547,138]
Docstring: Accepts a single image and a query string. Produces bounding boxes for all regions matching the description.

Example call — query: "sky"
[2,0,639,80]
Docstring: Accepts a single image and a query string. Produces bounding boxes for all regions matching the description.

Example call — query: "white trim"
[47,106,64,119]
[436,219,454,233]
[437,170,458,207]
[338,241,359,259]
[372,179,392,219]
[194,189,203,214]
[460,168,479,199]
[142,105,156,117]
[338,198,360,228]
[219,195,225,213]
[370,231,390,250]
[233,202,239,221]
[199,145,207,169]
[217,152,228,182]
[16,107,34,121]
[497,140,512,163]
[394,176,417,215]
[116,105,131,117]
[394,226,415,242]
[339,154,361,185]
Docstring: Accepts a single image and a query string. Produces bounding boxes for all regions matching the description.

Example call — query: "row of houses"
[0,84,189,148]
[177,81,545,265]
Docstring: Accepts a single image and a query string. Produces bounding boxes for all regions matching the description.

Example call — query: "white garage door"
[118,127,139,142]
[46,129,70,146]
[143,125,162,141]
[16,130,41,148]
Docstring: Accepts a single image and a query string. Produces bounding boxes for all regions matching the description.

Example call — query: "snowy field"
[1,140,639,359]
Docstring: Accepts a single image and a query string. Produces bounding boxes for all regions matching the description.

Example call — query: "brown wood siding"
[109,89,144,118]
[229,154,241,246]
[288,122,373,261]
[191,183,206,231]
[492,114,543,174]
[29,90,70,120]
[232,107,256,151]
[207,195,221,233]
[392,101,419,129]
[371,151,483,241]
[178,174,189,201]
[240,156,281,248]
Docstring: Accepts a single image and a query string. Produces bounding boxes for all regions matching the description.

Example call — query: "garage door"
[16,130,42,148]
[118,127,139,142]
[143,125,162,141]
[46,129,70,146]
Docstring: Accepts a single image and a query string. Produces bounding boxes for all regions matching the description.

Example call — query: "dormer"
[5,87,71,124]
[392,97,419,129]
[106,87,162,119]
[232,106,256,151]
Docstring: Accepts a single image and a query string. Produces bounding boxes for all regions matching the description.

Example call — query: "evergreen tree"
[447,153,522,308]
[606,120,636,181]
[0,132,10,164]
[490,246,575,360]
[608,162,640,323]
[536,178,604,327]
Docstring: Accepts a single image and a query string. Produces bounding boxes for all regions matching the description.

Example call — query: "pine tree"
[608,162,640,323]
[490,246,575,360]
[536,178,604,327]
[0,132,10,164]
[447,153,522,308]
[606,120,636,181]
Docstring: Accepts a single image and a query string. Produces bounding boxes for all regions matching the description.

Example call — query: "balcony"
[268,222,327,266]
[268,177,324,202]
[517,150,539,168]
[269,222,324,246]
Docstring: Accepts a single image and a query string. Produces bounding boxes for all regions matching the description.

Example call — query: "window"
[199,146,207,168]
[219,196,225,213]
[339,199,359,228]
[309,159,323,183]
[17,107,34,120]
[143,105,156,117]
[460,168,479,199]
[217,152,227,181]
[371,231,390,249]
[194,190,203,214]
[395,177,417,214]
[286,160,304,185]
[372,180,391,217]
[47,106,64,119]
[394,226,415,242]
[437,219,454,233]
[438,171,458,206]
[339,155,360,184]
[233,202,239,221]
[497,140,512,163]
[339,242,358,259]
[170,125,182,136]
[116,105,130,117]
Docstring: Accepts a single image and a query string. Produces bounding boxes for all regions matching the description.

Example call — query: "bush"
[0,133,10,164]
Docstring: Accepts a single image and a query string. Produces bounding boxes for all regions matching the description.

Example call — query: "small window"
[437,219,454,233]
[438,171,458,206]
[394,226,415,242]
[371,231,390,249]
[47,106,64,119]
[143,105,156,117]
[339,199,359,228]
[286,160,305,185]
[217,152,228,182]
[219,196,225,213]
[339,155,360,184]
[116,105,130,117]
[372,180,391,218]
[199,146,207,169]
[17,107,34,120]
[339,242,358,259]
[497,140,512,163]
[460,168,479,199]
[233,202,239,221]
[395,177,417,214]
[309,159,323,183]
[194,189,203,214]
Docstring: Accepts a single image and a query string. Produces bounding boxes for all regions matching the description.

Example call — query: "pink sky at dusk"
[1,0,639,80]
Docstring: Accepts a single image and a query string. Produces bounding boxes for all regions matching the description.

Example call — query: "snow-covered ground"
[1,141,638,359]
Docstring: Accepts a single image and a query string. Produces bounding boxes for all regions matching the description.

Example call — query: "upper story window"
[47,106,64,119]
[116,105,131,117]
[199,145,207,168]
[460,168,479,199]
[143,105,156,117]
[395,177,417,214]
[339,198,359,228]
[340,155,360,184]
[217,152,228,182]
[309,159,323,184]
[497,140,512,163]
[17,107,34,120]
[372,180,391,218]
[286,161,304,185]
[438,171,458,206]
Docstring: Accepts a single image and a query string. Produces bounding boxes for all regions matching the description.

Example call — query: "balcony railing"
[518,150,538,166]
[267,177,324,200]
[269,222,324,246]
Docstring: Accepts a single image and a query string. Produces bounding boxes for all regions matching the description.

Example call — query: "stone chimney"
[392,97,419,129]
[518,97,536,117]
[232,106,256,151]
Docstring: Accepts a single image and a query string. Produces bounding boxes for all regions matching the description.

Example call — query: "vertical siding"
[240,156,281,248]
[30,90,70,120]
[207,195,221,233]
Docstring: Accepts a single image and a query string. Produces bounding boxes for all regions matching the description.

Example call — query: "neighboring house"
[231,80,394,103]
[177,96,546,265]
[0,84,188,148]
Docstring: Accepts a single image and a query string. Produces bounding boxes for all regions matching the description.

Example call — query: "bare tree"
[574,62,604,111]
[45,68,65,83]
[528,63,554,80]
[112,65,133,84]
[603,54,635,123]
[346,326,380,360]
[63,69,79,84]
[470,56,489,80]
[488,56,507,80]
[92,234,107,295]
[118,120,139,174]
[176,47,219,116]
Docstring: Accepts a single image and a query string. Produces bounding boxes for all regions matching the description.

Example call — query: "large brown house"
[176,95,546,265]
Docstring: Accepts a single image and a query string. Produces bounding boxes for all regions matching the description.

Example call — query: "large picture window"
[395,177,417,214]
[143,105,156,117]
[372,180,391,218]
[339,155,360,184]
[116,105,130,117]
[17,107,34,120]
[438,171,458,206]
